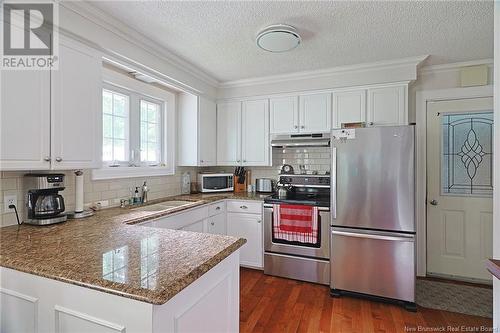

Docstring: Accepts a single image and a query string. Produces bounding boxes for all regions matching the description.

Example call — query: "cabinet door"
[198,97,217,166]
[206,214,226,235]
[0,70,51,170]
[181,219,205,233]
[217,102,241,166]
[332,90,366,129]
[241,99,270,166]
[367,86,406,127]
[227,213,263,268]
[51,38,102,169]
[299,93,332,133]
[270,96,299,134]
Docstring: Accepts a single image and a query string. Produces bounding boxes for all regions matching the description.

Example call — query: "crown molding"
[218,55,429,89]
[419,58,493,75]
[60,1,220,88]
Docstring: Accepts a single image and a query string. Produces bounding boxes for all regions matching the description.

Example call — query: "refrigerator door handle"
[331,146,337,219]
[331,230,415,242]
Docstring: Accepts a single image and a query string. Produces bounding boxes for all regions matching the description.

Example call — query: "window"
[102,89,129,164]
[140,100,162,164]
[101,85,165,167]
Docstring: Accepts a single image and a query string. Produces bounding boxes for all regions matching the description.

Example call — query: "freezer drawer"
[330,228,415,302]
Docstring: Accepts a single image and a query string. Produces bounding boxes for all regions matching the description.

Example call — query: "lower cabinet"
[226,212,263,269]
[206,213,226,235]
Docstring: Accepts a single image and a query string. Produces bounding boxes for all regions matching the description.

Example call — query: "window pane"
[140,100,162,163]
[103,138,113,161]
[114,139,126,161]
[103,114,113,138]
[147,104,158,123]
[103,91,112,115]
[113,94,127,117]
[114,117,126,139]
[441,111,493,197]
[147,123,157,142]
[141,102,148,122]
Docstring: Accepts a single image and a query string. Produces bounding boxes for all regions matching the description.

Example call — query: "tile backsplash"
[203,146,331,183]
[0,167,196,227]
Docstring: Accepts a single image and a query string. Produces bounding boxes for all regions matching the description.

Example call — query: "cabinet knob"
[44,156,51,162]
[257,220,261,224]
[294,125,298,129]
[243,160,247,163]
[211,222,215,226]
[240,205,248,210]
[200,159,204,163]
[301,125,305,129]
[55,157,62,162]
[215,206,221,210]
[237,160,241,163]
[369,122,374,126]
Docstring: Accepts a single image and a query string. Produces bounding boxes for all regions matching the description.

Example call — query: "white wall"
[493,2,500,330]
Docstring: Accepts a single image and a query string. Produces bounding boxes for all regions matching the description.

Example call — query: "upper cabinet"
[51,38,102,170]
[299,93,332,133]
[270,96,299,134]
[333,89,366,129]
[367,85,407,127]
[270,93,331,134]
[0,37,102,171]
[217,99,270,166]
[178,94,217,167]
[217,101,242,166]
[241,99,270,166]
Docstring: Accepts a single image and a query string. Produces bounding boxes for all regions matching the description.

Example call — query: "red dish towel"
[273,204,319,245]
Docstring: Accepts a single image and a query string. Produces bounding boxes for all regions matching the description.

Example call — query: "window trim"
[93,68,176,180]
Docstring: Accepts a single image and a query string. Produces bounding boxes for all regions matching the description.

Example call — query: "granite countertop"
[0,192,266,305]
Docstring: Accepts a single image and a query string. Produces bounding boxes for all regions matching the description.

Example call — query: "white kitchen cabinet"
[217,101,241,166]
[181,219,205,233]
[178,94,217,166]
[206,213,226,235]
[298,93,331,133]
[51,37,102,170]
[0,37,102,171]
[227,210,263,269]
[332,89,366,129]
[241,99,270,166]
[270,96,299,134]
[367,85,407,126]
[0,70,51,170]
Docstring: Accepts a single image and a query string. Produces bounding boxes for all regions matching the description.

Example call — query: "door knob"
[429,199,438,206]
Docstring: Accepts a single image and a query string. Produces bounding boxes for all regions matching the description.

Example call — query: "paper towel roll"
[75,170,84,213]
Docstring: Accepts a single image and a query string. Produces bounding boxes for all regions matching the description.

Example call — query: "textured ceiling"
[88,1,493,83]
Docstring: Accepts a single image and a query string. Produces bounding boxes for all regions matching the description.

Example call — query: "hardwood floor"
[240,268,493,333]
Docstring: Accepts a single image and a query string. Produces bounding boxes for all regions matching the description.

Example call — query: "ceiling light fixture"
[256,24,301,53]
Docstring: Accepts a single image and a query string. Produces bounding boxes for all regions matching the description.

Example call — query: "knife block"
[234,170,251,193]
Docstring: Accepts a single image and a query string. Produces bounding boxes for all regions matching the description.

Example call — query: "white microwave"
[198,173,234,193]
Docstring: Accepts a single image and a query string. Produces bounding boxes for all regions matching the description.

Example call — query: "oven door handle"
[263,203,329,211]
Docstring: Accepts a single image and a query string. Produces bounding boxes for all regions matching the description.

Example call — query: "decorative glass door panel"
[441,112,493,197]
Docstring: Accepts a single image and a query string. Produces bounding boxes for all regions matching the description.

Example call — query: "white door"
[51,38,102,170]
[227,213,263,268]
[427,97,493,281]
[299,93,331,133]
[270,96,299,134]
[198,97,217,166]
[0,70,51,170]
[367,86,406,126]
[206,214,226,235]
[241,99,270,166]
[217,102,241,166]
[332,90,366,129]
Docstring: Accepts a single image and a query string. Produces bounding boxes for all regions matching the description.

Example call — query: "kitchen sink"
[132,200,195,212]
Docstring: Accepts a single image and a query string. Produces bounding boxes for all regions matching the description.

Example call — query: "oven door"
[264,204,330,259]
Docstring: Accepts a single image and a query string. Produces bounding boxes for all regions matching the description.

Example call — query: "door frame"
[415,85,493,277]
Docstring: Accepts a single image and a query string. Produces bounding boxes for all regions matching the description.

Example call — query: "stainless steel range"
[263,174,330,285]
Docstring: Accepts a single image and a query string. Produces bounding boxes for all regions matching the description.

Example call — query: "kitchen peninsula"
[0,196,249,333]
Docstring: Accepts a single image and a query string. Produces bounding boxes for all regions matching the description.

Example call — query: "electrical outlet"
[4,194,17,213]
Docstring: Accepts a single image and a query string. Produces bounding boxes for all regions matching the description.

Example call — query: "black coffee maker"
[24,174,67,225]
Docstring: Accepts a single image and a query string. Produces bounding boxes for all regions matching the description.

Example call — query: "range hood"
[271,133,330,147]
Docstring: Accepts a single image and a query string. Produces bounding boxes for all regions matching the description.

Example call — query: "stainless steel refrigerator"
[330,125,415,309]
